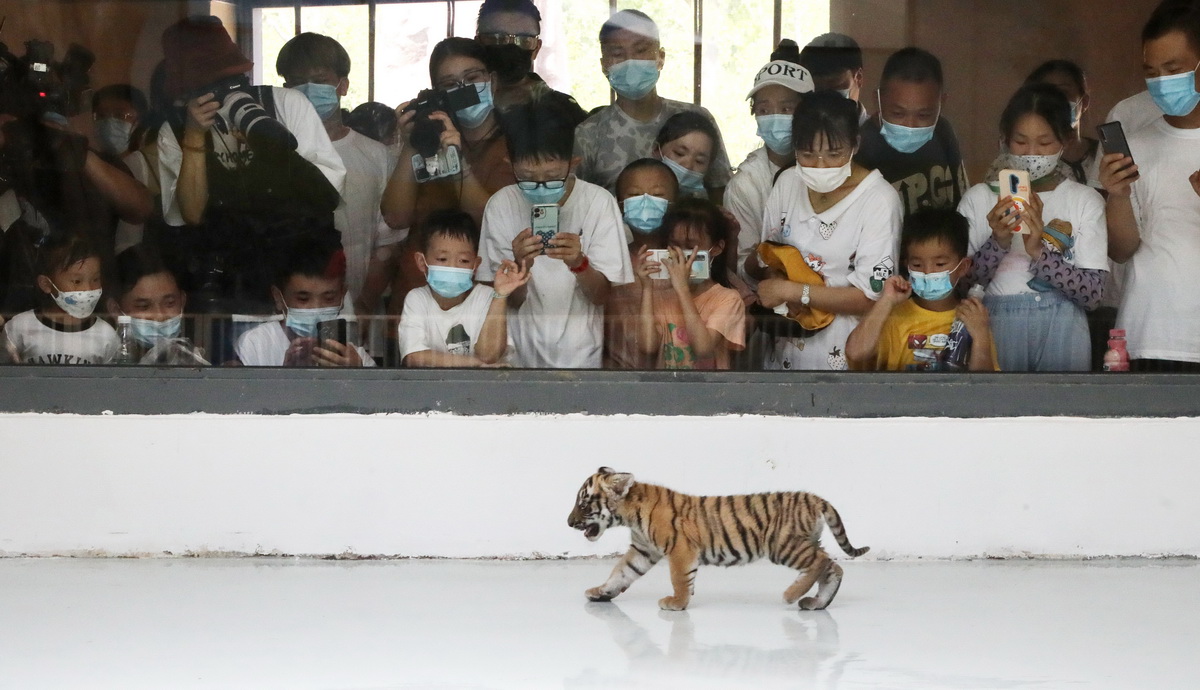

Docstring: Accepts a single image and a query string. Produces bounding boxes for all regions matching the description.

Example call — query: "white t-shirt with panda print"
[759,168,903,371]
[3,310,119,364]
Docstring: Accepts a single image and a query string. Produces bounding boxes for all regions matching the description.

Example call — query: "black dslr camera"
[184,75,297,152]
[399,86,480,182]
[0,37,95,120]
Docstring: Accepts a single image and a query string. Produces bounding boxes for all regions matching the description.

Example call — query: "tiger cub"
[567,467,869,611]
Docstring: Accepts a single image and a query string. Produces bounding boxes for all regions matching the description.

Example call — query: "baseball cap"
[747,60,814,100]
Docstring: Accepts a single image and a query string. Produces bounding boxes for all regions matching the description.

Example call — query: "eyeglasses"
[796,149,853,166]
[476,32,539,50]
[435,69,490,91]
[93,112,137,123]
[515,178,566,191]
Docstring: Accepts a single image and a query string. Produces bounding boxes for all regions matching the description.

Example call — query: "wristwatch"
[800,284,812,306]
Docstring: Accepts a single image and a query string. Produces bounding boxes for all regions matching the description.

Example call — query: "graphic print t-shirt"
[856,116,970,218]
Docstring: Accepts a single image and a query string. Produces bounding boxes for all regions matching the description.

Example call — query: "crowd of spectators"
[1,0,1197,372]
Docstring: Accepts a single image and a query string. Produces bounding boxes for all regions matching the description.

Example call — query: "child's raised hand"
[955,295,991,339]
[492,259,530,297]
[881,275,911,305]
[546,232,584,269]
[511,228,544,267]
[664,245,695,292]
[633,245,659,287]
[313,339,363,368]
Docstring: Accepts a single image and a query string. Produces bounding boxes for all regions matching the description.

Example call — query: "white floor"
[0,557,1195,689]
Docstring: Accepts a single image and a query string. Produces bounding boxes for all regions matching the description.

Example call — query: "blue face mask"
[293,82,340,121]
[519,180,567,205]
[285,305,341,338]
[454,81,494,129]
[908,260,963,301]
[878,90,938,153]
[1146,60,1200,117]
[622,194,669,234]
[607,59,660,100]
[755,114,793,155]
[130,314,182,347]
[661,155,706,196]
[426,265,475,299]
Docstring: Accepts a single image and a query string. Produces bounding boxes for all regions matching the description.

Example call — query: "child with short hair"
[2,234,119,364]
[604,157,679,368]
[479,100,633,368]
[846,208,997,371]
[235,238,374,367]
[635,198,745,370]
[110,244,209,365]
[399,210,528,367]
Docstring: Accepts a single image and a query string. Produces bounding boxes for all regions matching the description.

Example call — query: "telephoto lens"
[218,91,298,151]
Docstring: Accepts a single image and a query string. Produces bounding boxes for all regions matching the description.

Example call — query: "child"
[399,210,528,367]
[2,233,119,364]
[235,237,374,367]
[846,208,997,371]
[604,158,679,368]
[110,244,208,365]
[653,111,720,199]
[479,100,633,368]
[635,198,745,369]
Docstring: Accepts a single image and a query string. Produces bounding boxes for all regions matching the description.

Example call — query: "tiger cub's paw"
[658,595,689,611]
[798,596,826,611]
[586,586,614,602]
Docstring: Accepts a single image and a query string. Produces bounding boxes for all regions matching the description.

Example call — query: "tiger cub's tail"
[821,500,870,557]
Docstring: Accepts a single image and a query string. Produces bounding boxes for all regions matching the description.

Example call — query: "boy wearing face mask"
[399,210,527,367]
[856,47,969,218]
[573,10,732,200]
[479,101,634,369]
[847,208,997,371]
[799,33,870,126]
[604,158,678,369]
[2,234,119,364]
[235,237,373,367]
[277,33,400,323]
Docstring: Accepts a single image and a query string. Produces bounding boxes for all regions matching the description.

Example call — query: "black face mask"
[485,44,533,86]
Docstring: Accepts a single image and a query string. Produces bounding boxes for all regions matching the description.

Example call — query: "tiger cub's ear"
[606,472,635,498]
[597,466,615,475]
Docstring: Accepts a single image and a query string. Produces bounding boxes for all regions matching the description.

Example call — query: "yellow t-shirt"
[857,299,999,372]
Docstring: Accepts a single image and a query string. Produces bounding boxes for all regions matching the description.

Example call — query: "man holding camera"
[156,16,345,359]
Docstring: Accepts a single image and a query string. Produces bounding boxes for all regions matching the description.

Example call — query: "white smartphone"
[646,249,710,280]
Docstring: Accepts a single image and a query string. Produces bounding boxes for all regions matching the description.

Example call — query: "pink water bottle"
[1103,329,1129,372]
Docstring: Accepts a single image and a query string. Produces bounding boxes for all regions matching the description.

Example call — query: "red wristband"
[568,255,590,274]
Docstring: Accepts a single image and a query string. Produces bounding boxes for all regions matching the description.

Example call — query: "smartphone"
[317,318,348,346]
[1097,121,1138,179]
[646,249,710,280]
[998,168,1031,235]
[531,203,559,253]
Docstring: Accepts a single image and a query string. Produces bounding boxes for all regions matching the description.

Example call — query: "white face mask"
[49,281,102,319]
[797,161,853,194]
[1014,150,1064,181]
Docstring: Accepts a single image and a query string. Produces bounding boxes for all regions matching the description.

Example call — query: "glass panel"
[780,0,832,58]
[299,4,371,110]
[256,7,297,89]
[559,0,616,112]
[700,0,777,171]
[452,0,486,39]
[374,1,450,107]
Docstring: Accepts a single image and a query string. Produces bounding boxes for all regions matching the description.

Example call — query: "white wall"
[2,414,1197,560]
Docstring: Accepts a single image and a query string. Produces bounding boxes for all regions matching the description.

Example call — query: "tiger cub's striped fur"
[567,467,869,611]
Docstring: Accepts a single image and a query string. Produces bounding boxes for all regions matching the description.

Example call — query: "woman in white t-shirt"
[959,83,1108,372]
[747,90,903,371]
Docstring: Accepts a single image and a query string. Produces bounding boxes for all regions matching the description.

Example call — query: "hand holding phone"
[317,318,348,347]
[1097,121,1140,196]
[998,169,1032,235]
